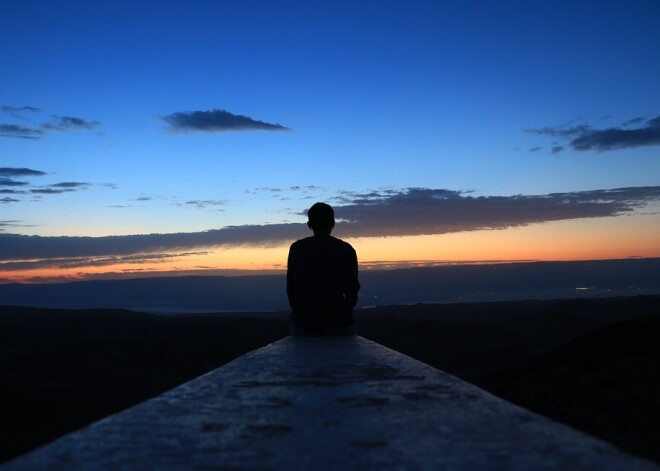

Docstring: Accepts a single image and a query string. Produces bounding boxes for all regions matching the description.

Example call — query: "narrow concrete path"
[3,336,657,470]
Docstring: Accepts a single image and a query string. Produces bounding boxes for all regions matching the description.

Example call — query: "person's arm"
[345,246,360,307]
[286,244,296,309]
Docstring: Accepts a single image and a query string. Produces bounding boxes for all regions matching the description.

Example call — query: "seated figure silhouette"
[287,202,360,336]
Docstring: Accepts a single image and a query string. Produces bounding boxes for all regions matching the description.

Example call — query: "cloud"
[30,182,90,194]
[30,189,75,195]
[1,106,41,119]
[0,124,45,139]
[0,178,29,187]
[0,106,100,139]
[622,117,644,126]
[0,189,26,194]
[2,186,659,263]
[329,187,660,237]
[0,167,47,177]
[551,146,564,154]
[291,185,322,192]
[524,125,590,138]
[178,199,227,209]
[2,105,40,114]
[0,224,305,261]
[255,187,283,192]
[163,108,289,132]
[526,116,660,152]
[0,220,33,232]
[0,220,20,231]
[49,181,89,188]
[42,116,100,131]
[1,197,20,204]
[570,117,660,151]
[0,251,210,271]
[0,168,47,187]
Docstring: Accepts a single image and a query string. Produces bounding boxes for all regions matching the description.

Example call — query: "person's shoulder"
[330,236,356,252]
[290,236,314,249]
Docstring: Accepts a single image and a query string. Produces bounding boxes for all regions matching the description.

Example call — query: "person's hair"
[307,202,335,233]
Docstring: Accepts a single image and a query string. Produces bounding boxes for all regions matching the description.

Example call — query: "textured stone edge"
[3,336,658,470]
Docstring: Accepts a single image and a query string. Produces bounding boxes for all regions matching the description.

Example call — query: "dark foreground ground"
[1,295,659,465]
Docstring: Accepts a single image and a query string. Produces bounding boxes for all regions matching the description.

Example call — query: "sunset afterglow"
[2,2,659,284]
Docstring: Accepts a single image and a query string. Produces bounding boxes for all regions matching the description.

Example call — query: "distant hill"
[1,258,658,311]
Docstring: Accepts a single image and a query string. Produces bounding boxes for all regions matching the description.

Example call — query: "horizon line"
[2,255,658,286]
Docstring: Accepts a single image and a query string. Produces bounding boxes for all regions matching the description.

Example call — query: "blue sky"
[1,1,659,281]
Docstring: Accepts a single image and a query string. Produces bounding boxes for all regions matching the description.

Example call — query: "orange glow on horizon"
[2,215,659,284]
[347,214,660,264]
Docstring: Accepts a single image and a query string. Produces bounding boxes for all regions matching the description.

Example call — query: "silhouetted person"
[287,202,360,336]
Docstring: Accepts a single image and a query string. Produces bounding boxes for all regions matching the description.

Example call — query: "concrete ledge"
[3,336,657,470]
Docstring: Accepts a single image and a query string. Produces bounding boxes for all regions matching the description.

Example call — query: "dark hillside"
[475,312,660,464]
[358,296,660,378]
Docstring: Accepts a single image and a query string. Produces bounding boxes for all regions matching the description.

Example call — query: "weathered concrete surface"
[3,336,657,470]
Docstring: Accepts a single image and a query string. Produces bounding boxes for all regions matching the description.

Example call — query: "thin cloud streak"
[1,186,659,263]
[1,106,41,118]
[163,108,289,132]
[0,223,304,261]
[0,178,29,187]
[30,188,76,194]
[42,116,100,131]
[0,220,22,232]
[0,106,100,139]
[0,251,210,271]
[0,168,47,177]
[30,182,90,194]
[0,124,45,139]
[177,199,227,209]
[49,182,89,188]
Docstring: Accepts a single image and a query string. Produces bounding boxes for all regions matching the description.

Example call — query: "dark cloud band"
[1,186,658,263]
[332,187,660,237]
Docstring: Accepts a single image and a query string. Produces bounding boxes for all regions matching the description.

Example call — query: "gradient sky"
[1,0,659,283]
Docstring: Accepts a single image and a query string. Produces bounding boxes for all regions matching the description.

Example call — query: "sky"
[1,0,659,283]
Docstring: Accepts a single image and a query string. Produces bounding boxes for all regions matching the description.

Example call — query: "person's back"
[287,203,359,335]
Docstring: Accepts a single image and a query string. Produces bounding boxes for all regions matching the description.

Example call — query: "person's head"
[307,202,335,235]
